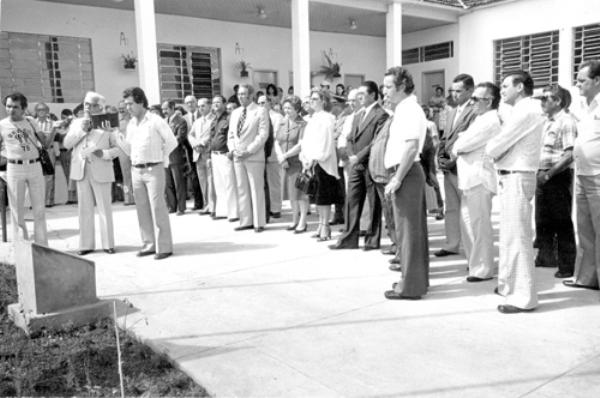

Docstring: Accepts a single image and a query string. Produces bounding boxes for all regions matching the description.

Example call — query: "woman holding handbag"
[299,89,340,241]
[274,96,308,233]
[0,92,48,245]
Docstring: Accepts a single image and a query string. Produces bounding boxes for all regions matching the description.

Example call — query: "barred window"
[573,23,600,82]
[402,41,453,65]
[494,30,559,88]
[158,44,221,102]
[0,31,94,103]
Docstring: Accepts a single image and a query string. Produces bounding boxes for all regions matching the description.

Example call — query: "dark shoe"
[294,226,307,234]
[168,209,176,214]
[46,204,54,208]
[124,202,135,206]
[466,276,493,283]
[213,216,226,220]
[389,264,402,272]
[434,249,458,257]
[563,280,600,290]
[554,271,573,278]
[77,249,93,256]
[535,261,556,268]
[66,200,77,205]
[199,210,211,215]
[497,304,534,314]
[254,227,265,233]
[176,211,185,216]
[435,211,444,221]
[384,290,421,300]
[329,243,357,250]
[328,218,344,226]
[270,212,281,219]
[228,218,240,222]
[104,248,115,254]
[359,230,367,237]
[389,258,400,265]
[381,248,396,256]
[154,252,172,260]
[136,249,156,257]
[192,205,202,210]
[286,224,298,231]
[363,245,380,251]
[234,225,254,231]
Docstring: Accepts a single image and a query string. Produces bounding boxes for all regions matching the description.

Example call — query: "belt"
[211,150,228,155]
[8,158,40,165]
[497,169,535,175]
[133,162,161,169]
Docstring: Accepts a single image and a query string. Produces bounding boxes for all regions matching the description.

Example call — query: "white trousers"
[497,172,538,309]
[77,164,114,250]
[442,172,463,252]
[266,160,282,213]
[212,153,239,219]
[461,184,495,278]
[233,159,266,228]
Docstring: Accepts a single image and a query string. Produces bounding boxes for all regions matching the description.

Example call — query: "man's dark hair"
[123,86,149,108]
[72,102,84,115]
[174,104,187,115]
[476,82,501,110]
[543,84,572,111]
[61,108,73,118]
[505,71,534,96]
[579,59,600,79]
[166,100,176,110]
[453,74,475,90]
[384,67,415,94]
[361,80,380,101]
[2,92,28,109]
[213,94,227,103]
[149,104,162,114]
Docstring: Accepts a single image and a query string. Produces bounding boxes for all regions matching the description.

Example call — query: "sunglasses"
[470,96,491,103]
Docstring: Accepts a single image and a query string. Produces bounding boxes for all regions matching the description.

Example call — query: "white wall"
[458,0,600,87]
[1,0,386,107]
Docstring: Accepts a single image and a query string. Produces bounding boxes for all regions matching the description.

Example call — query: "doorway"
[421,70,445,105]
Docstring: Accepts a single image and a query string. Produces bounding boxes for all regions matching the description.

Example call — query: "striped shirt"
[539,110,577,170]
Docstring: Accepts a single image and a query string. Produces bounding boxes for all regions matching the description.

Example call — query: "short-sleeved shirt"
[574,92,600,176]
[0,117,41,160]
[384,95,427,168]
[539,110,577,170]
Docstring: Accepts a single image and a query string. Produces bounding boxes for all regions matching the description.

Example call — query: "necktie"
[237,107,247,137]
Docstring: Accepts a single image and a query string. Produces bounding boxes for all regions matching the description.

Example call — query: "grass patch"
[0,262,209,397]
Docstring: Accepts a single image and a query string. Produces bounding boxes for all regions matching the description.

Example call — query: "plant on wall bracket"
[236,60,251,77]
[121,52,137,69]
[318,49,341,80]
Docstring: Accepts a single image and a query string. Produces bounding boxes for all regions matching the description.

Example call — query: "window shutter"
[573,23,600,82]
[402,41,453,65]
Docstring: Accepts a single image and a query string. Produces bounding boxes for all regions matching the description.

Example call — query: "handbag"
[25,119,55,176]
[295,167,317,196]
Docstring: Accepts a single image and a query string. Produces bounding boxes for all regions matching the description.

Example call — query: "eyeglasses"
[257,102,267,105]
[540,95,556,102]
[470,96,491,103]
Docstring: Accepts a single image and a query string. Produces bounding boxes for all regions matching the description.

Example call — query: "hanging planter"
[236,60,251,78]
[318,50,341,80]
[121,53,137,70]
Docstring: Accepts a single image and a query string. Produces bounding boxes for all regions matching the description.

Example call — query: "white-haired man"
[64,91,121,255]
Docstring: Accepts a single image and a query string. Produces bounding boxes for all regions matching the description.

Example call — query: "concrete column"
[291,0,311,98]
[133,0,161,104]
[558,25,574,88]
[386,2,403,68]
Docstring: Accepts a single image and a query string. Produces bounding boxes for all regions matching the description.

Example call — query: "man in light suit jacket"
[64,91,121,255]
[436,74,478,257]
[330,81,388,250]
[227,84,269,232]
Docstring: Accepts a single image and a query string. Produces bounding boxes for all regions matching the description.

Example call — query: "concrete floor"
[2,196,599,397]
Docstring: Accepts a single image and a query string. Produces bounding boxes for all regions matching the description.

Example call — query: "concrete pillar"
[133,0,161,104]
[386,2,403,68]
[291,0,311,98]
[558,25,574,88]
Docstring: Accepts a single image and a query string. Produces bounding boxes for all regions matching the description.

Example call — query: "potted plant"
[318,50,341,80]
[121,53,137,70]
[236,60,251,78]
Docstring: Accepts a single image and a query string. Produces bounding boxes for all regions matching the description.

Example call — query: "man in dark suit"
[330,81,388,250]
[435,74,478,256]
[161,100,189,215]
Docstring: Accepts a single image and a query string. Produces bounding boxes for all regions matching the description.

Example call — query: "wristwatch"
[544,173,551,182]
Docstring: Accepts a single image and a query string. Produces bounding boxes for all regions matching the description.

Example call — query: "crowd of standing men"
[1,59,600,314]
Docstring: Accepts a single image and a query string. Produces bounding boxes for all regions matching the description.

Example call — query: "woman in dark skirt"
[300,89,340,241]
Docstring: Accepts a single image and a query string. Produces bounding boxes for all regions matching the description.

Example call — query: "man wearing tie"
[330,81,388,250]
[64,91,121,255]
[227,84,269,232]
[436,74,478,257]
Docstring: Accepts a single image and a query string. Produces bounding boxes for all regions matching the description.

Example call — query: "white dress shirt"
[121,111,177,167]
[384,95,427,168]
[485,97,545,171]
[452,110,500,192]
[574,92,600,176]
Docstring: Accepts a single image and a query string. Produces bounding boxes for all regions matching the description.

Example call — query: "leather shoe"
[497,304,534,314]
[136,249,156,257]
[562,280,600,290]
[213,216,227,220]
[270,212,281,219]
[434,249,458,257]
[466,276,493,283]
[228,218,240,222]
[77,249,93,256]
[554,271,573,279]
[104,248,115,254]
[389,264,402,272]
[384,290,421,300]
[329,243,357,250]
[328,218,344,226]
[254,227,265,233]
[363,245,379,252]
[154,252,172,260]
[234,225,254,231]
[389,258,400,265]
[199,210,211,215]
[381,248,396,256]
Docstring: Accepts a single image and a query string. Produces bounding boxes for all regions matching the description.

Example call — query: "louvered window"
[158,44,221,101]
[402,41,453,65]
[573,23,600,82]
[494,30,559,88]
[0,31,94,103]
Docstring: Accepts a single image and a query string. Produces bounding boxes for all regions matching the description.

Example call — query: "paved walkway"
[2,197,599,397]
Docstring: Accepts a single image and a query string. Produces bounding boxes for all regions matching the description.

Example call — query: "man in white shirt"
[564,59,600,291]
[485,71,545,313]
[119,87,177,260]
[452,82,501,282]
[188,97,215,215]
[382,67,429,300]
